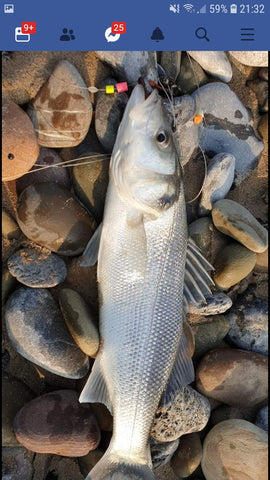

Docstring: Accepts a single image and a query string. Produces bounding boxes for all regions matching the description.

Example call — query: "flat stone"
[7,248,67,288]
[2,98,39,181]
[95,51,158,88]
[188,217,229,264]
[95,78,128,153]
[255,406,268,432]
[196,347,268,407]
[28,60,92,147]
[16,147,71,196]
[192,315,230,359]
[188,291,232,315]
[258,114,268,141]
[59,288,100,358]
[150,438,180,469]
[192,83,264,179]
[151,386,210,442]
[5,287,89,378]
[212,199,268,253]
[2,374,34,447]
[2,210,21,240]
[187,51,232,82]
[226,297,268,355]
[171,433,202,478]
[160,51,181,80]
[213,243,257,289]
[199,153,235,216]
[72,152,109,223]
[176,52,208,94]
[13,390,100,456]
[229,51,268,67]
[248,78,268,113]
[201,419,268,480]
[16,183,96,256]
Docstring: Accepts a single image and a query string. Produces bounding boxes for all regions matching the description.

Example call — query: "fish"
[79,84,214,480]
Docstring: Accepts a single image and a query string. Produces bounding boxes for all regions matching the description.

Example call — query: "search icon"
[195,27,210,41]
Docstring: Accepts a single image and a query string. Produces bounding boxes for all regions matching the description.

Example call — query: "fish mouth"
[131,84,160,107]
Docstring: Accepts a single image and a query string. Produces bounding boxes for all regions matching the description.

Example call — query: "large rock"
[16,183,96,256]
[201,419,268,480]
[212,199,268,253]
[196,347,268,407]
[28,60,92,147]
[2,98,39,181]
[187,51,232,82]
[213,243,257,289]
[5,287,89,379]
[192,83,264,179]
[13,390,100,456]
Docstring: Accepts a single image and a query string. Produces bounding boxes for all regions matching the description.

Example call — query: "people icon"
[60,28,75,41]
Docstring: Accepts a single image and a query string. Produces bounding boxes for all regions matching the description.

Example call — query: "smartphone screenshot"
[2,1,268,480]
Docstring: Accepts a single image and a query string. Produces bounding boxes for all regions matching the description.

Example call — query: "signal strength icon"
[197,4,206,13]
[183,3,194,12]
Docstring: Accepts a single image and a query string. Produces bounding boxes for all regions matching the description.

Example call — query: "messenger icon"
[105,27,120,43]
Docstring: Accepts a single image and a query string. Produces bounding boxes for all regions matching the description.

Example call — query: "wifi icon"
[183,3,194,12]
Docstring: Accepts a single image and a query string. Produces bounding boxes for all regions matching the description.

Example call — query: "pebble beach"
[2,50,268,480]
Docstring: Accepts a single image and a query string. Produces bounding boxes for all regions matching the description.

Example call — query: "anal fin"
[161,332,194,407]
[79,356,113,415]
[78,223,102,267]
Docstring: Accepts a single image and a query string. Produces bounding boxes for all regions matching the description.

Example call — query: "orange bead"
[193,114,204,125]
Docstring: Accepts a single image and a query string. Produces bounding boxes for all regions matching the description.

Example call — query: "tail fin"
[85,449,156,480]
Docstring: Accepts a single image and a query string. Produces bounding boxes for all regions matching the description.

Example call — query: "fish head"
[111,84,181,217]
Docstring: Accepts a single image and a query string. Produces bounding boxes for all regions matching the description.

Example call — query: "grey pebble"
[187,51,232,82]
[95,78,128,153]
[151,386,210,442]
[192,83,264,179]
[226,297,268,355]
[199,153,235,216]
[5,287,89,379]
[192,315,230,359]
[188,291,232,316]
[176,52,208,95]
[150,438,180,469]
[7,248,67,288]
[255,406,268,432]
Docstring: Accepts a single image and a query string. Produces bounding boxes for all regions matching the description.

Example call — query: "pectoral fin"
[78,223,103,267]
[161,332,194,407]
[183,237,215,311]
[79,356,113,415]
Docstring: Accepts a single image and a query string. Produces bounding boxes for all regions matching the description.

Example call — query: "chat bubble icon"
[105,26,120,42]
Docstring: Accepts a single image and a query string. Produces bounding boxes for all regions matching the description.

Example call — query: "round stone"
[7,248,67,288]
[16,147,71,195]
[150,438,180,470]
[16,183,96,256]
[196,347,268,407]
[176,52,208,94]
[5,287,89,379]
[72,152,109,223]
[213,243,257,289]
[192,316,230,359]
[201,419,268,480]
[2,210,21,240]
[13,390,100,456]
[212,199,268,253]
[229,51,268,67]
[199,153,235,216]
[226,297,268,355]
[187,51,232,82]
[171,433,202,478]
[2,374,34,447]
[59,288,100,358]
[2,97,39,181]
[151,386,210,442]
[28,60,93,148]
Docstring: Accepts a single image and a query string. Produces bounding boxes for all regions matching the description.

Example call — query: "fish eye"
[156,130,169,146]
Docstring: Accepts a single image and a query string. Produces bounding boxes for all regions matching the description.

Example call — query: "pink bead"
[116,82,128,93]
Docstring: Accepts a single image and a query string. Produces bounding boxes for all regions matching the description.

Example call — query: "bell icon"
[151,27,164,41]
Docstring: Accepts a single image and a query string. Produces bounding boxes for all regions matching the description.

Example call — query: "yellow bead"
[105,85,115,94]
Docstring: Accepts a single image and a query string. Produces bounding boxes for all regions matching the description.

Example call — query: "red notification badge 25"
[111,22,126,34]
[21,22,36,34]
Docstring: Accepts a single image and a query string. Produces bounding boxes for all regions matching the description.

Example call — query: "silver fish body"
[80,85,192,480]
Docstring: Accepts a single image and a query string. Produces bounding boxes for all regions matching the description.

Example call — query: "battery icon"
[230,4,237,13]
